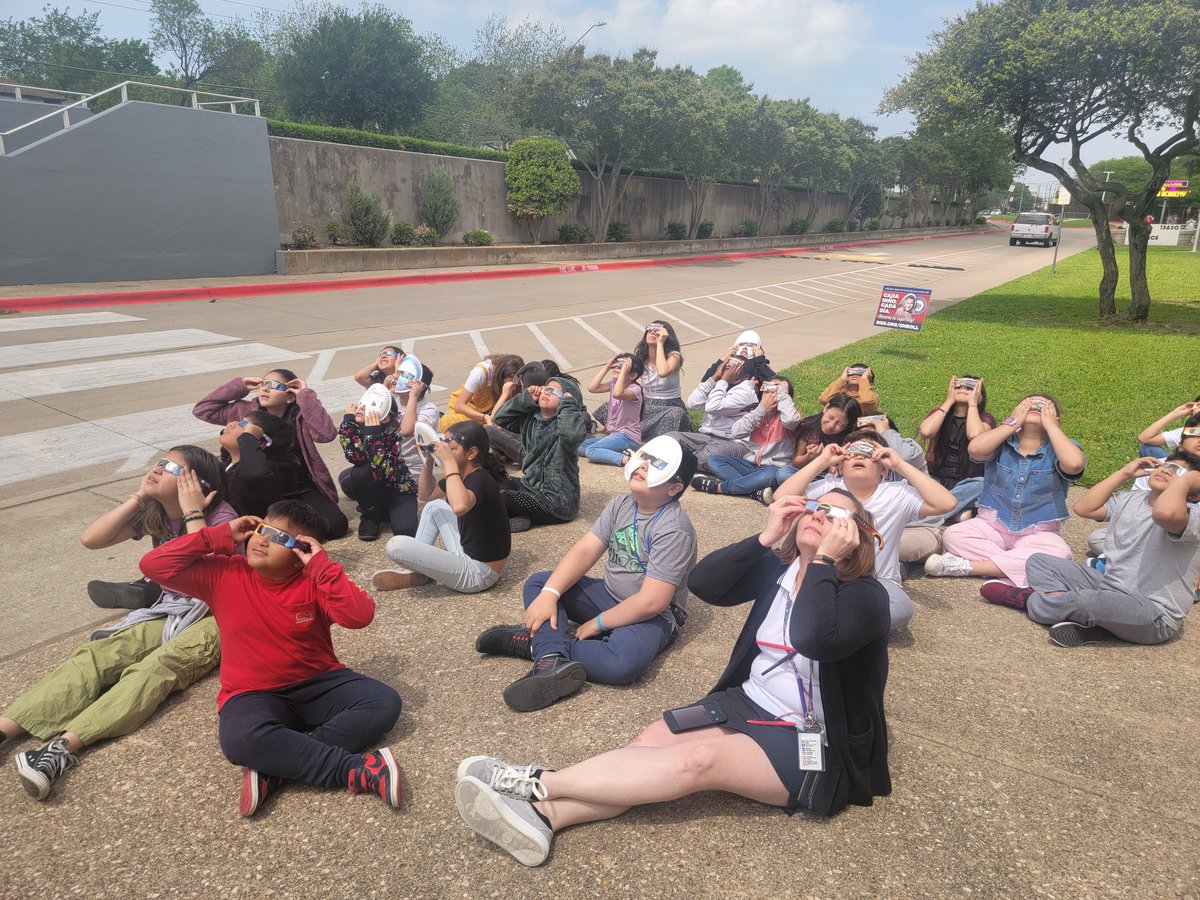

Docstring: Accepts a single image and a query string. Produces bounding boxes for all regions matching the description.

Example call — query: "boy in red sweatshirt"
[140,499,403,817]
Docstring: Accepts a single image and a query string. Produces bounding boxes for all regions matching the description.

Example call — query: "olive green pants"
[4,617,220,746]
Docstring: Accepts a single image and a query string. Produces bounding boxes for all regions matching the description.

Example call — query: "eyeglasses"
[253,522,310,552]
[844,441,877,459]
[261,379,290,392]
[1159,462,1190,477]
[955,378,978,389]
[381,349,399,357]
[1182,428,1200,438]
[800,500,884,549]
[543,387,565,399]
[156,458,210,489]
[237,419,273,448]
[633,450,669,471]
[847,367,868,376]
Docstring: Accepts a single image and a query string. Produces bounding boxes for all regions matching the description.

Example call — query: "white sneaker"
[455,775,553,866]
[924,553,973,577]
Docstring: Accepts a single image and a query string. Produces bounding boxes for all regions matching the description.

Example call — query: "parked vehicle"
[1010,212,1061,247]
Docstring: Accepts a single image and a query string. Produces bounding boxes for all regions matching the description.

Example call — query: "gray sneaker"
[456,757,548,801]
[924,553,973,577]
[455,775,553,867]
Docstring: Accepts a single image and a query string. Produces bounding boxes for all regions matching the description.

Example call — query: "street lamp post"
[568,21,607,50]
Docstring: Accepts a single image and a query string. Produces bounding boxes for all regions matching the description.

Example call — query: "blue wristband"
[596,612,610,633]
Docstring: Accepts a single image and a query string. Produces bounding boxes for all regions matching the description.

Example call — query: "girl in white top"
[633,320,690,439]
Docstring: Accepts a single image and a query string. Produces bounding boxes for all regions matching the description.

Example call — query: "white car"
[1010,212,1061,247]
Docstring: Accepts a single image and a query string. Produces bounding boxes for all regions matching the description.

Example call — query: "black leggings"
[338,467,419,537]
[502,480,571,526]
[288,483,349,540]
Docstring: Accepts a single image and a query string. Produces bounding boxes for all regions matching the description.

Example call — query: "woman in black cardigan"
[452,489,892,867]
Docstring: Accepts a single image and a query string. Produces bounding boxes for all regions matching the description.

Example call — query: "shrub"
[325,221,342,245]
[696,220,714,238]
[975,215,987,225]
[606,220,631,242]
[867,217,881,231]
[392,222,417,245]
[340,179,390,247]
[418,168,459,240]
[558,222,594,244]
[413,225,438,247]
[463,229,493,246]
[290,223,317,249]
[825,219,847,233]
[665,221,687,240]
[847,220,860,232]
[266,119,509,163]
[506,137,583,243]
[782,217,808,236]
[732,219,759,237]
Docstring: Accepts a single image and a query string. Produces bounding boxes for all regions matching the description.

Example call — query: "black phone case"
[664,701,728,733]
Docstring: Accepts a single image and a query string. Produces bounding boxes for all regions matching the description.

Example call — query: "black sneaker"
[509,517,533,533]
[15,738,78,800]
[239,767,285,817]
[346,747,404,808]
[503,655,586,712]
[86,578,160,610]
[691,474,720,494]
[358,516,381,542]
[1049,622,1110,648]
[753,486,774,506]
[475,625,534,660]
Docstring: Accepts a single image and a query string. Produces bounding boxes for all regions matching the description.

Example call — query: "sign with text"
[875,286,931,332]
[1157,180,1189,198]
[1149,224,1183,246]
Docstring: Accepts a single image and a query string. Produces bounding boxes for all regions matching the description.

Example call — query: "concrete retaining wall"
[0,101,280,286]
[269,136,875,247]
[0,96,92,154]
[276,226,987,276]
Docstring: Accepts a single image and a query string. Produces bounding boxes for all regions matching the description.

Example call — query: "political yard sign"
[875,286,931,332]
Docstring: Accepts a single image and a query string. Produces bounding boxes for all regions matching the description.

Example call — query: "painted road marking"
[1,329,239,369]
[0,343,308,401]
[573,317,623,354]
[648,305,710,337]
[0,312,144,333]
[679,300,742,328]
[469,330,489,358]
[526,323,570,370]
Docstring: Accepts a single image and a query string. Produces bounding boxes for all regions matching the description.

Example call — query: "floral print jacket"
[338,417,417,495]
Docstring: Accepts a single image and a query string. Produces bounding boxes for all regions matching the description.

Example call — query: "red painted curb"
[3,230,980,313]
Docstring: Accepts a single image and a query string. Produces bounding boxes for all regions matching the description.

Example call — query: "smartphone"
[664,701,727,733]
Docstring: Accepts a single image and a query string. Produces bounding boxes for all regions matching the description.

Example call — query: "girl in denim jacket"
[926,394,1086,591]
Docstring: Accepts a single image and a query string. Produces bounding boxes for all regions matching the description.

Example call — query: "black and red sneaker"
[347,747,404,808]
[239,767,284,817]
[475,625,534,660]
[980,580,1033,610]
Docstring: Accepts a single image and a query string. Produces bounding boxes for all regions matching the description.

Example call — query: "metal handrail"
[0,82,93,102]
[0,80,261,156]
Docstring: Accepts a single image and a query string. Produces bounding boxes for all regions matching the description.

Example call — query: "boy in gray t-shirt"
[475,438,699,712]
[989,452,1200,647]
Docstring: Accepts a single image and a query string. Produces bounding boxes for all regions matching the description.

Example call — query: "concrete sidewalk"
[0,463,1196,898]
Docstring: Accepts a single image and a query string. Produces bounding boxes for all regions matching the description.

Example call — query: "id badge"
[797,730,825,772]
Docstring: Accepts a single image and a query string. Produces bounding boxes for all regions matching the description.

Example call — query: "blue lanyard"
[629,505,667,573]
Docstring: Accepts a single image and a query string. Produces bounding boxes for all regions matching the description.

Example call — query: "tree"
[276,5,432,132]
[505,137,582,242]
[417,168,459,240]
[1,6,157,93]
[882,0,1200,321]
[517,48,674,241]
[150,0,264,102]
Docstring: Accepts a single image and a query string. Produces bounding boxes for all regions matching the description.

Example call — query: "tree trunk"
[1124,220,1152,322]
[685,178,713,238]
[1089,208,1119,319]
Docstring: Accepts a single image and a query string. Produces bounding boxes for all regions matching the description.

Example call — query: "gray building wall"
[269,136,855,245]
[0,97,92,154]
[0,101,279,286]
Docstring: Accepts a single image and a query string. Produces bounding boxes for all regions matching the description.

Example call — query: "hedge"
[264,119,845,194]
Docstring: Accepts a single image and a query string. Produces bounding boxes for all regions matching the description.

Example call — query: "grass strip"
[777,246,1200,484]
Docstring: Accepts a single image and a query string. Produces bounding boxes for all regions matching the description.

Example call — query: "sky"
[3,0,1176,186]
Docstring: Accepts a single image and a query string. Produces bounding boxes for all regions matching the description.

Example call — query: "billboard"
[1157,180,1189,198]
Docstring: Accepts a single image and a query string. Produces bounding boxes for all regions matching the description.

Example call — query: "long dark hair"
[799,393,862,446]
[447,421,506,484]
[484,354,524,396]
[262,368,301,424]
[131,445,226,540]
[220,410,300,473]
[928,374,989,473]
[634,320,683,369]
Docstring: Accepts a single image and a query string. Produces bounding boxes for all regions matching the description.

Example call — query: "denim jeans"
[1138,442,1169,460]
[579,432,641,466]
[948,476,985,520]
[706,454,790,495]
[384,499,502,594]
[521,571,676,685]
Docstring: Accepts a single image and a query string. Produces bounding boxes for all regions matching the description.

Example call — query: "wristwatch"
[1002,416,1021,432]
[815,554,839,567]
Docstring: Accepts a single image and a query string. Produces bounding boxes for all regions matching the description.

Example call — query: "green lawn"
[777,246,1200,484]
[991,213,1096,227]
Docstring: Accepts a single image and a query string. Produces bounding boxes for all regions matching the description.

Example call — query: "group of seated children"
[4,327,1196,874]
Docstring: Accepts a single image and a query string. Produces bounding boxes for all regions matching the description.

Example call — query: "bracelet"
[182,513,205,524]
[186,508,203,515]
[445,471,462,479]
[596,612,610,633]
[815,553,839,567]
[924,406,947,418]
[541,586,562,598]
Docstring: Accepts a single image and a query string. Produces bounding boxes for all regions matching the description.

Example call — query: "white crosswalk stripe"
[0,312,144,333]
[1,329,240,369]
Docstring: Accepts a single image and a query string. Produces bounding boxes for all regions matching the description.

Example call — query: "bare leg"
[966,559,1004,577]
[0,716,26,740]
[61,731,84,753]
[535,719,788,830]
